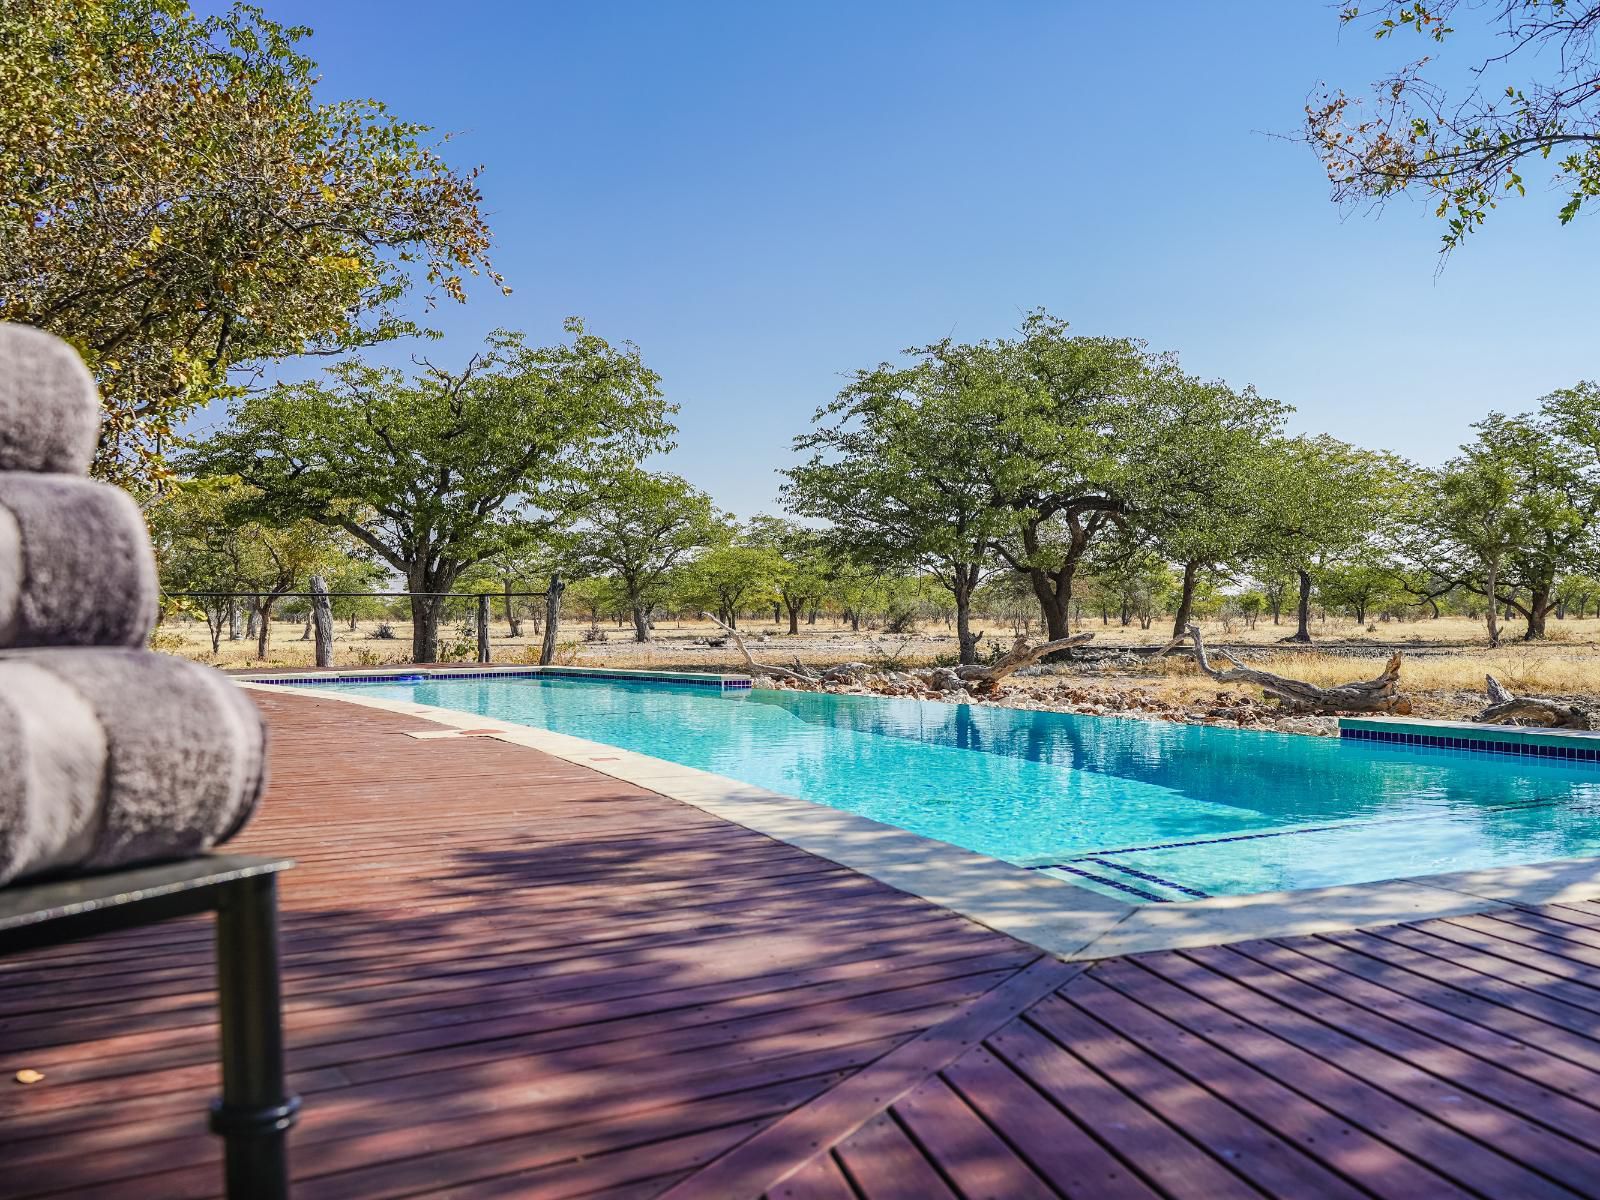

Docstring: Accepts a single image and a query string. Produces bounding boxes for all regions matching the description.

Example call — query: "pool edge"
[243,680,1600,962]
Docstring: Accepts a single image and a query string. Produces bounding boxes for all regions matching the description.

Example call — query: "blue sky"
[206,1,1598,517]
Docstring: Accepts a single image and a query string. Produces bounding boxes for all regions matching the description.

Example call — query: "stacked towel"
[0,323,267,886]
[0,475,160,647]
[0,325,101,475]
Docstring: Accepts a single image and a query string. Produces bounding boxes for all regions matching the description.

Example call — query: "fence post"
[476,594,491,664]
[539,574,565,665]
[309,575,333,669]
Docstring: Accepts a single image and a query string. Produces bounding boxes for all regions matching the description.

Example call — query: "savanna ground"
[163,609,1600,731]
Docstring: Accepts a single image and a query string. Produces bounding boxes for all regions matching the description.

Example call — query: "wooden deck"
[6,691,1600,1198]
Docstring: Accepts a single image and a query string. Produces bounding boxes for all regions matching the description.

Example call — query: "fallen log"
[953,632,1095,695]
[1181,625,1410,714]
[701,613,819,684]
[1473,675,1590,730]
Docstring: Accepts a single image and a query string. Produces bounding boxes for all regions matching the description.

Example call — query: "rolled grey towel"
[0,324,102,476]
[0,473,159,648]
[0,649,266,885]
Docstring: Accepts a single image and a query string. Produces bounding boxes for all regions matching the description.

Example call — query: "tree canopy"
[1307,1,1600,252]
[184,322,673,661]
[575,470,724,642]
[0,0,503,486]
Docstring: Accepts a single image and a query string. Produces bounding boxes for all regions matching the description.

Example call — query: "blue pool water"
[308,675,1600,902]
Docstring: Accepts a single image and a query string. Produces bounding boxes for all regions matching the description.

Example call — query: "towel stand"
[0,855,298,1199]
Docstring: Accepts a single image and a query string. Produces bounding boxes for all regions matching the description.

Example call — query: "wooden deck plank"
[1116,952,1569,1200]
[1229,938,1600,1099]
[890,1075,1057,1200]
[1288,933,1600,1073]
[830,1114,957,1200]
[1187,944,1600,1158]
[936,1046,1162,1200]
[983,1017,1265,1200]
[1026,987,1375,1200]
[0,691,1040,1198]
[763,1154,856,1200]
[14,687,1600,1199]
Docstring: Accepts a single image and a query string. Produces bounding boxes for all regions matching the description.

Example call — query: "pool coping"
[239,671,1600,962]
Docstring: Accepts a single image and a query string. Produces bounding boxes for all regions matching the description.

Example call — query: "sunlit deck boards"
[4,690,1600,1198]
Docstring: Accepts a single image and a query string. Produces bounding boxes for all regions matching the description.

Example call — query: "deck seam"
[657,955,1089,1200]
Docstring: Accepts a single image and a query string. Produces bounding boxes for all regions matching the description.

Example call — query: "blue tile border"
[241,666,754,691]
[1340,722,1600,763]
[1080,857,1212,900]
[1045,863,1170,903]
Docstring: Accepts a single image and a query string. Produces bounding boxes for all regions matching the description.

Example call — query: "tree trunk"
[298,610,312,641]
[409,591,447,663]
[631,604,651,643]
[245,599,259,643]
[504,580,522,638]
[255,598,275,659]
[1171,559,1201,639]
[786,598,801,635]
[227,602,240,641]
[1525,585,1552,640]
[310,574,334,668]
[1284,568,1313,643]
[1485,558,1501,647]
[539,574,565,665]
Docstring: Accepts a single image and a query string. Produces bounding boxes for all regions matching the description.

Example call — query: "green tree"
[745,516,835,635]
[1251,436,1401,643]
[784,357,1011,662]
[787,312,1147,660]
[1440,391,1600,639]
[186,323,672,662]
[148,478,243,652]
[970,315,1150,643]
[1317,560,1406,626]
[1432,449,1524,645]
[679,543,788,629]
[1557,572,1600,618]
[0,1,503,487]
[1307,2,1600,253]
[1123,368,1291,636]
[576,470,724,642]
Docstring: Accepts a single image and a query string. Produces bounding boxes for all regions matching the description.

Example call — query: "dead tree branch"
[953,633,1095,695]
[700,612,819,683]
[1183,625,1411,714]
[1474,674,1590,729]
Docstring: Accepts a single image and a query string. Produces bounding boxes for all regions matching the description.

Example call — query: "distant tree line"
[151,308,1600,664]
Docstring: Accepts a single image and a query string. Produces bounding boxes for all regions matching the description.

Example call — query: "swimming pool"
[305,674,1600,903]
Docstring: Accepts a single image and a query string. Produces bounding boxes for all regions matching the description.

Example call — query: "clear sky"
[202,0,1598,517]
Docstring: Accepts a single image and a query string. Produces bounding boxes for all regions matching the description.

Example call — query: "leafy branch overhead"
[0,0,505,486]
[1307,1,1600,250]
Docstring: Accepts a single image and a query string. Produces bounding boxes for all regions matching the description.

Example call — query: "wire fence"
[161,584,559,669]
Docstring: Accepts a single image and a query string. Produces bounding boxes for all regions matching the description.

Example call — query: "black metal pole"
[476,593,491,664]
[210,874,298,1199]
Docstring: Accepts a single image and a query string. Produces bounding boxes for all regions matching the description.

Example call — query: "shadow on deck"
[4,690,1600,1199]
